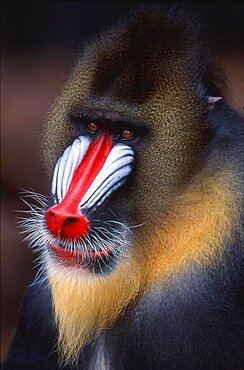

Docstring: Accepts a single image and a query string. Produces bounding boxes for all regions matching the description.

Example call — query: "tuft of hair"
[47,257,142,364]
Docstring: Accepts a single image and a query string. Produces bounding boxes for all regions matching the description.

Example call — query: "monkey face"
[41,6,207,278]
[44,113,147,275]
[19,6,234,362]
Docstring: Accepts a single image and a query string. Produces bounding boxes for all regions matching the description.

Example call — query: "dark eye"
[119,129,135,140]
[87,122,99,133]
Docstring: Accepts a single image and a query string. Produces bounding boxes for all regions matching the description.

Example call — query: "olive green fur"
[43,5,209,221]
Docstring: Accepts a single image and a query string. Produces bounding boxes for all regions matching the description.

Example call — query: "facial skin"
[46,127,135,274]
[42,108,151,277]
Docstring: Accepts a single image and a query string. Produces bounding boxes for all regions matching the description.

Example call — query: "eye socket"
[119,128,135,140]
[87,122,99,133]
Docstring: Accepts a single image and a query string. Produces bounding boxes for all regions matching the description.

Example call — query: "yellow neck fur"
[47,167,239,363]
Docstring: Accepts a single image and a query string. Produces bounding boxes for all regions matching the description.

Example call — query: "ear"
[207,96,223,110]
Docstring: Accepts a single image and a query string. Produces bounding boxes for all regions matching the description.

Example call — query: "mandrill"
[3,4,244,370]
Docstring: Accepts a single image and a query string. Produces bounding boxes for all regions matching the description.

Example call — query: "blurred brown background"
[1,2,244,361]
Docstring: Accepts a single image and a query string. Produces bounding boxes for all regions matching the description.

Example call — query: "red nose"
[46,206,89,240]
[45,134,112,241]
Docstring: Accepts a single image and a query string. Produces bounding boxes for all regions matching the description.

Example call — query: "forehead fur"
[43,4,208,216]
[89,5,207,104]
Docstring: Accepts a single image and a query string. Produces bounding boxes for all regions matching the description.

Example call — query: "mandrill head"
[25,4,230,364]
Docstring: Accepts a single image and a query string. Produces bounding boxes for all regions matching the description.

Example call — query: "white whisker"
[18,188,141,277]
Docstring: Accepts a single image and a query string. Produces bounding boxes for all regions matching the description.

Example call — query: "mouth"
[49,241,113,267]
[45,215,129,275]
[42,134,134,275]
[18,190,130,277]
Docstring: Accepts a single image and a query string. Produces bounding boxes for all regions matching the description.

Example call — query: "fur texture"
[48,257,141,363]
[42,4,243,364]
[4,4,244,370]
[43,4,207,217]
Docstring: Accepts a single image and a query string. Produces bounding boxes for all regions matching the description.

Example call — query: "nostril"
[46,208,61,237]
[48,210,57,220]
[63,217,78,226]
[62,215,89,240]
[46,206,90,240]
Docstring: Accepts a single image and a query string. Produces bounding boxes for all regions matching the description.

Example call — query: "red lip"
[49,242,112,265]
